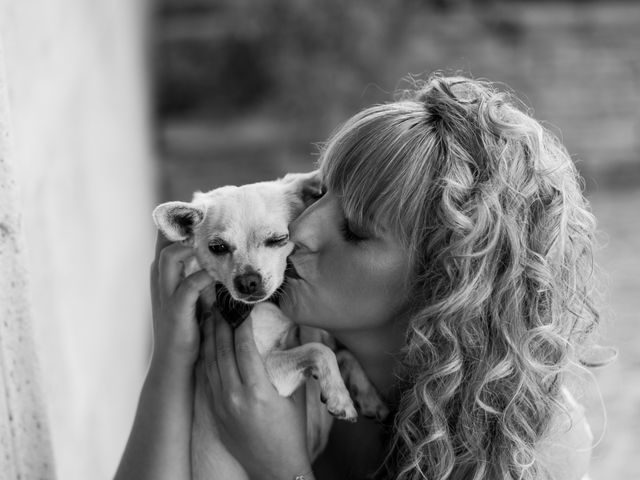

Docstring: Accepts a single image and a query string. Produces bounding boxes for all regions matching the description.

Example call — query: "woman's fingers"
[234,317,269,388]
[202,312,222,395]
[214,312,242,391]
[150,231,173,316]
[154,229,173,260]
[159,243,197,300]
[171,269,214,317]
[150,262,161,319]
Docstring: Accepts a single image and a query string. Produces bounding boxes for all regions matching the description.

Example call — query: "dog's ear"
[152,201,206,242]
[280,169,324,208]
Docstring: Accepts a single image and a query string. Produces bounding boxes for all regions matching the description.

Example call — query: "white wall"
[0,1,154,479]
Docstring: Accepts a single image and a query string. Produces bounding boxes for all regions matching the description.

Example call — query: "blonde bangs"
[319,103,436,246]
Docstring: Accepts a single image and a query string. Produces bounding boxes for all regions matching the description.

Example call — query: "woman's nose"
[289,197,324,252]
[289,207,314,251]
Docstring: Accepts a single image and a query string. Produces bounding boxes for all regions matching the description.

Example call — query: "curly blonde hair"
[320,75,601,479]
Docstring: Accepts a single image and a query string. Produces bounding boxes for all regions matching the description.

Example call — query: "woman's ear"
[280,169,323,208]
[152,201,205,242]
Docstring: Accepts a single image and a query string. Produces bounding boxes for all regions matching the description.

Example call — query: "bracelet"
[294,472,313,480]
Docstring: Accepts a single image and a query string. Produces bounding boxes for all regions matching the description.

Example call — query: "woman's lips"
[285,257,302,280]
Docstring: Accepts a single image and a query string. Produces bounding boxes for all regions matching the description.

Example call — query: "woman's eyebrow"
[338,203,364,230]
[344,210,380,237]
[333,190,381,233]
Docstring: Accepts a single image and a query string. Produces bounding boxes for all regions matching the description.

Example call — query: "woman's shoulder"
[537,386,594,480]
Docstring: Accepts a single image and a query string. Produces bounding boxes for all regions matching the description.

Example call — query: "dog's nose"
[234,273,263,296]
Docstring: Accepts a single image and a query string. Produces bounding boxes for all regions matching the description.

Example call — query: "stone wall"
[0,1,154,479]
[0,36,55,480]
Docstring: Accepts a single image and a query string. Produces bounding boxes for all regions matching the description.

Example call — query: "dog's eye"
[208,242,230,255]
[265,234,289,247]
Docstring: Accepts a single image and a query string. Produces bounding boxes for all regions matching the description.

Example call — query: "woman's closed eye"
[307,183,328,204]
[340,218,369,244]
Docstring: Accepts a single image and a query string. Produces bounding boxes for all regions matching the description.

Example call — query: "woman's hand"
[202,311,314,480]
[150,231,214,370]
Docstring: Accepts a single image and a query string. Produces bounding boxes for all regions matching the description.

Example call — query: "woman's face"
[279,190,413,332]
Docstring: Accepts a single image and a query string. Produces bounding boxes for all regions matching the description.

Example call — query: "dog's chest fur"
[247,302,294,357]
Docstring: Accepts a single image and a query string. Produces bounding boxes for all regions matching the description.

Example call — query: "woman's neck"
[331,315,409,406]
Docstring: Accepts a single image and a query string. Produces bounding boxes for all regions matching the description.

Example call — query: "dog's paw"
[323,392,358,422]
[360,401,390,423]
[337,349,390,422]
[350,384,390,422]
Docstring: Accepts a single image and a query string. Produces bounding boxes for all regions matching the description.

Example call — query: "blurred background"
[1,0,638,479]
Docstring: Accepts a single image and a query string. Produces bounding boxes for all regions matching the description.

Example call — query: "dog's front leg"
[265,343,357,422]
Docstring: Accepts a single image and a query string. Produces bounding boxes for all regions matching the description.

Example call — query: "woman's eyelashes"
[310,183,328,203]
[340,218,368,244]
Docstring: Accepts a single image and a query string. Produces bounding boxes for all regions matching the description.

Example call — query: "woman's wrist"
[151,328,201,368]
[290,461,315,480]
[252,462,314,480]
[147,349,195,387]
[291,470,315,480]
[287,464,315,480]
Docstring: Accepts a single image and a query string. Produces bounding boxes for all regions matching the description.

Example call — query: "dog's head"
[153,170,322,304]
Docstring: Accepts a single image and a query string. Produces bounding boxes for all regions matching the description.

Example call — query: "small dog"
[153,171,388,479]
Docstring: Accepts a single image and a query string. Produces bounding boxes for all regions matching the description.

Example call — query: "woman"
[116,75,600,480]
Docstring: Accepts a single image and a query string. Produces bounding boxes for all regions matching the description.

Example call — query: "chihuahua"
[153,171,388,479]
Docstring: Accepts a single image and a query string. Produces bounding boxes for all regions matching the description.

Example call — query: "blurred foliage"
[154,0,588,123]
[155,0,640,189]
[155,0,427,124]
